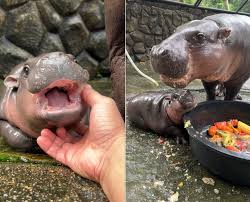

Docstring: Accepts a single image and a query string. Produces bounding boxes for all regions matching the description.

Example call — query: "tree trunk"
[224,0,230,10]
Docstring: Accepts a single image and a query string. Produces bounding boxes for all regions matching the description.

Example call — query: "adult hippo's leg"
[202,81,219,100]
[0,121,35,150]
[224,82,244,100]
[104,0,125,118]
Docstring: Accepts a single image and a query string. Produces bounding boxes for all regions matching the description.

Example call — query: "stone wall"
[0,0,109,80]
[126,0,219,61]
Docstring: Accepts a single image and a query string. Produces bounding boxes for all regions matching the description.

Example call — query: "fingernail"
[84,84,92,90]
[41,129,47,136]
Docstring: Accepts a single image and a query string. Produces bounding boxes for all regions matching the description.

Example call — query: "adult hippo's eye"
[23,65,30,77]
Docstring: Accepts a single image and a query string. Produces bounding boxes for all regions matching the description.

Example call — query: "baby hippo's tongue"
[46,87,70,108]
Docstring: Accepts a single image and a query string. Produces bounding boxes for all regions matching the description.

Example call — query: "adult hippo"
[0,52,89,150]
[127,90,196,144]
[150,14,250,100]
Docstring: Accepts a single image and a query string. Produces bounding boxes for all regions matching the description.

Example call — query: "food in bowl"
[208,119,250,153]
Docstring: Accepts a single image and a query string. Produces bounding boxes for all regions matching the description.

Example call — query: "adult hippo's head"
[150,19,232,88]
[4,52,89,132]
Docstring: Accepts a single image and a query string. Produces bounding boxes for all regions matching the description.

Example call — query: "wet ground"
[0,78,111,201]
[126,61,250,202]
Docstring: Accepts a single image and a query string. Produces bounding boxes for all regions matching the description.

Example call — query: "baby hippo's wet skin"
[0,52,89,150]
[127,90,196,144]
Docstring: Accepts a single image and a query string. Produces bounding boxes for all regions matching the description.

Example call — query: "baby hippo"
[0,52,89,150]
[127,90,196,144]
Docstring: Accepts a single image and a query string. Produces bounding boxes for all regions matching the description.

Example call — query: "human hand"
[37,85,125,183]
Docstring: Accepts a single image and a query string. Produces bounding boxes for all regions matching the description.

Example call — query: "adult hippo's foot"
[104,0,125,118]
[110,56,125,117]
[215,84,242,100]
[0,121,36,150]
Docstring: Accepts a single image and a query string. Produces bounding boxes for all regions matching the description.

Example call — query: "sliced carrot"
[226,145,240,152]
[221,125,234,133]
[208,126,217,136]
[214,122,227,130]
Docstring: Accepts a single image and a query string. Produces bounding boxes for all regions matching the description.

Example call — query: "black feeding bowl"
[183,100,250,186]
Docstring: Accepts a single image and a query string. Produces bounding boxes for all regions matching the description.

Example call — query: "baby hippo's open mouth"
[37,80,86,126]
[45,87,71,108]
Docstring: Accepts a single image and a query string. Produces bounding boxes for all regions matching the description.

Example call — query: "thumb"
[81,85,106,107]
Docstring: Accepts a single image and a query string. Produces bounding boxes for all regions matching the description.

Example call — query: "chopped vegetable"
[184,120,191,128]
[226,146,240,152]
[208,119,250,154]
[208,126,217,136]
[214,122,227,130]
[238,121,250,134]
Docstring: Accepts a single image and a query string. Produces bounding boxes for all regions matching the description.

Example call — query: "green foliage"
[180,0,248,12]
[183,0,196,4]
[241,1,250,13]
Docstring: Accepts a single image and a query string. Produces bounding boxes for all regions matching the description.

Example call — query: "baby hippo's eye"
[23,65,30,77]
[194,32,206,43]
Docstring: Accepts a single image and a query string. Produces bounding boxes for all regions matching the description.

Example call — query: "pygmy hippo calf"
[127,90,197,144]
[151,14,250,100]
[0,52,89,150]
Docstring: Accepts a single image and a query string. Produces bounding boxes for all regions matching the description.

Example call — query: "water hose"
[125,49,159,86]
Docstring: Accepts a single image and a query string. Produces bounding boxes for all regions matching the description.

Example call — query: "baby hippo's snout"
[27,52,89,94]
[150,42,188,79]
[178,90,196,110]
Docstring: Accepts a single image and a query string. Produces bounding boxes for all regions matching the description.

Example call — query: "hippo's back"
[127,91,171,132]
[204,14,250,26]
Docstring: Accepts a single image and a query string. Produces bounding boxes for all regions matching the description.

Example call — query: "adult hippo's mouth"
[36,79,86,126]
[160,73,192,88]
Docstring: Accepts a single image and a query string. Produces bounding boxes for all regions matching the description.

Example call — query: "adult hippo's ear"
[4,74,20,88]
[218,27,231,40]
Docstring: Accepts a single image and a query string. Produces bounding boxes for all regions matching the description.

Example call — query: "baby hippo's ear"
[218,27,231,40]
[4,74,19,88]
[82,69,90,81]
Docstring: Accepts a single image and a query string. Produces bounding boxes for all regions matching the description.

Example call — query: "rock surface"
[36,0,63,32]
[6,1,45,54]
[87,31,108,60]
[0,0,109,79]
[0,37,33,78]
[60,14,90,56]
[79,0,105,31]
[0,0,28,9]
[49,0,83,16]
[38,33,65,54]
[126,0,217,61]
[76,50,99,79]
